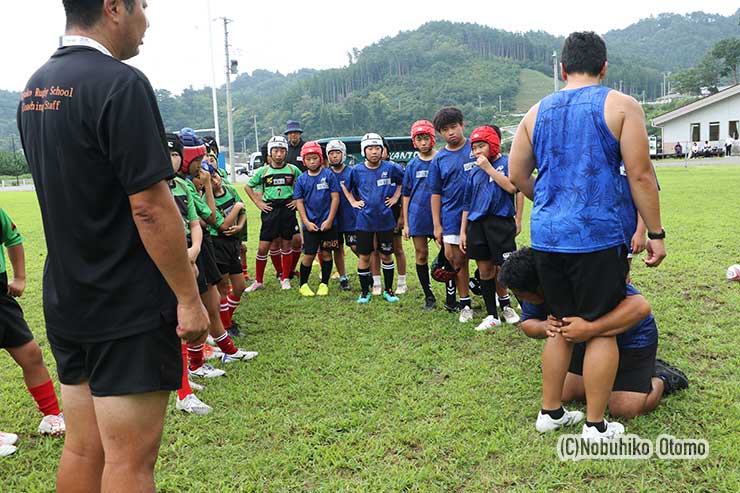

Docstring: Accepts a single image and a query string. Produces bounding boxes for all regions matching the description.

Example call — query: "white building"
[652,84,740,153]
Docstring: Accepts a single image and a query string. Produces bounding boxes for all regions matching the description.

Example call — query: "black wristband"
[647,228,665,240]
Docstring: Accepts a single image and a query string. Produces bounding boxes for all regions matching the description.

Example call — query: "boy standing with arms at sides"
[508,32,665,440]
[293,142,341,296]
[459,126,520,331]
[402,120,438,310]
[428,107,477,322]
[327,139,358,291]
[244,136,303,292]
[345,133,404,303]
[0,208,66,437]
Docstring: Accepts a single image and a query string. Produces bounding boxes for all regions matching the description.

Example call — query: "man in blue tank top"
[508,32,666,441]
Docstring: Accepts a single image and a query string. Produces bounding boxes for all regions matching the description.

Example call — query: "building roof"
[652,84,740,127]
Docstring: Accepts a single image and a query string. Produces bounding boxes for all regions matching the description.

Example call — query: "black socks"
[480,279,498,318]
[299,263,311,286]
[416,263,434,298]
[320,256,332,284]
[382,261,395,292]
[585,420,607,433]
[541,407,565,420]
[358,267,371,295]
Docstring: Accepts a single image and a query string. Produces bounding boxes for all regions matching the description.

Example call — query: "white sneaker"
[475,315,501,331]
[221,349,259,363]
[459,306,474,323]
[246,281,264,293]
[372,285,382,296]
[535,408,585,433]
[0,444,16,457]
[204,347,223,361]
[38,414,65,436]
[501,306,520,324]
[581,420,625,442]
[189,363,226,378]
[0,432,18,446]
[395,283,407,295]
[188,380,204,392]
[176,394,212,415]
[280,278,291,290]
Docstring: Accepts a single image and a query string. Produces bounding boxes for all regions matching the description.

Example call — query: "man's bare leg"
[541,335,573,411]
[94,391,169,493]
[582,336,619,423]
[563,373,665,418]
[57,384,104,493]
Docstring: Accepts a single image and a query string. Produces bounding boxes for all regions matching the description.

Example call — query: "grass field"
[1,165,739,492]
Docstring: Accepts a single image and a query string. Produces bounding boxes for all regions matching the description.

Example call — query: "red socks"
[219,297,232,329]
[187,343,205,371]
[226,293,241,319]
[255,254,267,284]
[281,250,293,281]
[214,332,237,355]
[291,248,302,274]
[177,344,193,400]
[269,249,282,276]
[28,379,61,416]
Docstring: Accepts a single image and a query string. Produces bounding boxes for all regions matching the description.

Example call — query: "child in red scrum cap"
[459,126,521,331]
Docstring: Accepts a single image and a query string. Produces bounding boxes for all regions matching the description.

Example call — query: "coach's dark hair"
[63,0,136,28]
[561,31,607,77]
[498,247,540,294]
[432,107,464,132]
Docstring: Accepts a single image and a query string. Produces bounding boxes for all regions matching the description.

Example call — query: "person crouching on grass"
[499,247,688,422]
[459,126,521,331]
[344,133,404,304]
[293,141,340,296]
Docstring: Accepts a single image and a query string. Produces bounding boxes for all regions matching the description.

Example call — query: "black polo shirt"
[17,45,177,343]
[286,138,306,172]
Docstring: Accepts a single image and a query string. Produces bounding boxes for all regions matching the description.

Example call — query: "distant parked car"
[247,152,264,175]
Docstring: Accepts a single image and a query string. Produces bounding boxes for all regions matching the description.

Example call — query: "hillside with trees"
[1,10,738,153]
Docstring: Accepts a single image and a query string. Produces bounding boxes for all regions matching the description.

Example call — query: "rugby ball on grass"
[727,264,740,281]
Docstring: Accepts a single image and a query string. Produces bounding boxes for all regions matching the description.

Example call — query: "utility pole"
[253,114,259,150]
[552,50,558,92]
[221,17,235,178]
[499,95,502,113]
[206,0,220,147]
[478,94,482,109]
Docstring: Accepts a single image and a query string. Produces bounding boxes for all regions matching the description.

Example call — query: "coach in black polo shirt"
[284,119,307,172]
[17,1,208,491]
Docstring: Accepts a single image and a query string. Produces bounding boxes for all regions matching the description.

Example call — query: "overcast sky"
[4,0,737,93]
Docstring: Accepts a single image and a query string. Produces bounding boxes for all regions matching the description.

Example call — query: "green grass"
[2,166,740,492]
[514,69,564,113]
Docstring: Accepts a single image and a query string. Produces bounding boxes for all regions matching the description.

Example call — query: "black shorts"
[466,215,516,263]
[259,202,300,242]
[196,235,222,292]
[533,246,628,321]
[339,231,358,247]
[303,227,340,255]
[569,342,657,394]
[211,235,242,276]
[0,288,34,349]
[47,319,181,397]
[356,230,393,256]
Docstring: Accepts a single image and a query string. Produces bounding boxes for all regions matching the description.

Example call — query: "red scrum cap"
[410,120,435,148]
[469,126,501,157]
[300,140,324,164]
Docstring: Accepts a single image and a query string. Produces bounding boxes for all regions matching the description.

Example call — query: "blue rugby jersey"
[293,168,340,227]
[332,165,357,232]
[402,155,435,236]
[462,155,516,221]
[427,140,476,235]
[347,160,404,232]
